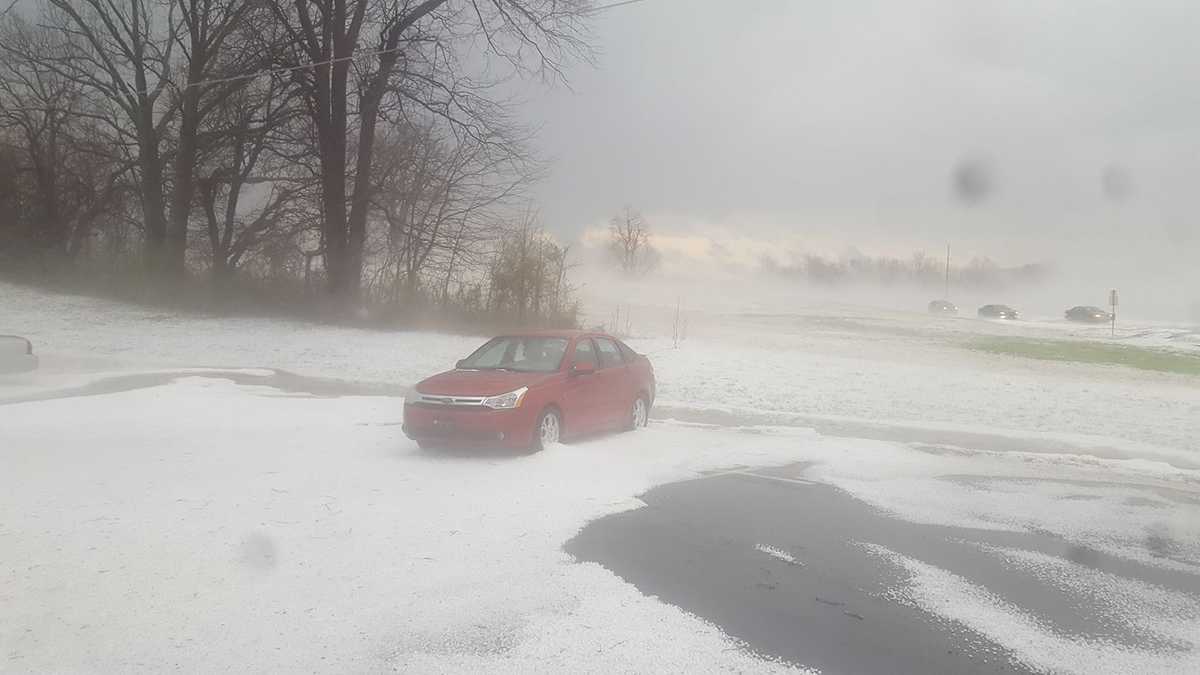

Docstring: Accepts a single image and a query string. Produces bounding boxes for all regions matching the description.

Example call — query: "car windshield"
[459,336,568,372]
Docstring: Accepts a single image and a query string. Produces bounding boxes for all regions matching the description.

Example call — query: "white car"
[0,335,38,373]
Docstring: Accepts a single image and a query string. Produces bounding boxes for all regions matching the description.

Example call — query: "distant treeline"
[760,251,1052,289]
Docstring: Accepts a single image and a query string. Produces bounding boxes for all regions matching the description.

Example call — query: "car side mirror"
[570,362,596,376]
[455,359,467,369]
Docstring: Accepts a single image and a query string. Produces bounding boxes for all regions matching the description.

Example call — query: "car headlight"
[403,386,422,404]
[482,387,528,410]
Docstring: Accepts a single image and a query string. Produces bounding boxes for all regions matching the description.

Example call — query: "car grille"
[414,394,487,407]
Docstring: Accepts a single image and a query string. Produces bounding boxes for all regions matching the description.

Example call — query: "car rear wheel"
[627,395,649,431]
[532,407,561,452]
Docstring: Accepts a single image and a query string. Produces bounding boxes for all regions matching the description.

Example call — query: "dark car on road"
[1065,306,1112,323]
[928,300,958,315]
[978,304,1019,320]
[403,330,656,452]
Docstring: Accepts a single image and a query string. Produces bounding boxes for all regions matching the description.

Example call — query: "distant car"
[403,330,656,452]
[978,304,1019,320]
[0,335,38,373]
[928,300,958,315]
[1065,306,1112,323]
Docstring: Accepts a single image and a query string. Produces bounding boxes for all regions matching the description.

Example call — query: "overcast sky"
[518,0,1200,282]
[9,0,1196,310]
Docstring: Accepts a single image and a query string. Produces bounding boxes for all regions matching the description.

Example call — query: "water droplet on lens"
[951,157,994,206]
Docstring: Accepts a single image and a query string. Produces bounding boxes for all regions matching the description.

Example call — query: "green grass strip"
[969,337,1200,376]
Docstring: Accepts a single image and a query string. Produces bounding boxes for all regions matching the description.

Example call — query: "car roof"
[496,329,617,341]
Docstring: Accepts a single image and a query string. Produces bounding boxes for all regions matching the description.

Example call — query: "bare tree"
[30,0,180,271]
[608,205,658,276]
[15,1,263,276]
[367,114,536,306]
[195,73,313,282]
[264,0,439,301]
[167,0,262,273]
[0,15,78,257]
[484,210,575,326]
[0,0,593,327]
[266,0,592,304]
[0,14,130,263]
[437,218,493,305]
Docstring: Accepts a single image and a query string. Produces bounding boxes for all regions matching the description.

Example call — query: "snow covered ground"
[3,282,1197,456]
[1,377,813,672]
[3,280,1200,672]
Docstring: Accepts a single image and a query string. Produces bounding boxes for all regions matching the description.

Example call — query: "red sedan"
[403,330,656,451]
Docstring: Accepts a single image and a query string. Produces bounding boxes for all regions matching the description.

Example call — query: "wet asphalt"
[565,463,1200,675]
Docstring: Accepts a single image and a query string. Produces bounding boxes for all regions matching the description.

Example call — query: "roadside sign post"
[1109,289,1118,337]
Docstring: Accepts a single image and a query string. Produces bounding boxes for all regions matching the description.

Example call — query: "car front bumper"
[402,403,537,448]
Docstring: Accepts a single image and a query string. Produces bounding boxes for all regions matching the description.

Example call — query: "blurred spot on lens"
[951,157,994,206]
[1101,165,1133,202]
[239,531,278,571]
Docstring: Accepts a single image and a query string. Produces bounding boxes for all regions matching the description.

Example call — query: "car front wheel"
[532,407,561,452]
[627,395,649,431]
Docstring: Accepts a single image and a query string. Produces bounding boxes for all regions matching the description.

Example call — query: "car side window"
[573,339,597,368]
[594,338,623,368]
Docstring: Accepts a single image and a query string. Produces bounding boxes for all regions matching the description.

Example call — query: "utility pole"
[673,297,681,349]
[944,244,951,300]
[1109,289,1119,337]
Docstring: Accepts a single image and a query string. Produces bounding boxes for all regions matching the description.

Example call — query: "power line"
[588,0,650,12]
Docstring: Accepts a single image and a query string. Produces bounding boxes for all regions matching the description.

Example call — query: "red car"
[403,330,656,451]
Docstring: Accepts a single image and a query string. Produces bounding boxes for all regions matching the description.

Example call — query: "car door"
[559,338,603,435]
[593,337,631,429]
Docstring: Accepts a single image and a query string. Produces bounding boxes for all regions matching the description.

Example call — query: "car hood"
[417,369,559,396]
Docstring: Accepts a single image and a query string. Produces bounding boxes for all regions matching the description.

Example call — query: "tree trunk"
[442,237,460,305]
[31,158,62,254]
[344,47,400,305]
[312,59,350,300]
[169,73,201,277]
[139,137,169,272]
[312,10,355,303]
[210,255,231,282]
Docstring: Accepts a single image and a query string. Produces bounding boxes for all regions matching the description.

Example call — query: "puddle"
[567,465,1200,674]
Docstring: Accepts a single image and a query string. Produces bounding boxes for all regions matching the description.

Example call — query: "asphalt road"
[565,463,1200,674]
